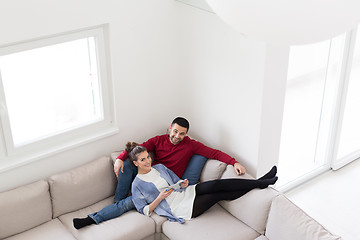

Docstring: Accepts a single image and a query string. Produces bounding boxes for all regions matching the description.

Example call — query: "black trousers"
[191,178,268,218]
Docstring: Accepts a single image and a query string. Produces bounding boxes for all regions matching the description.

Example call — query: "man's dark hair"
[171,117,190,131]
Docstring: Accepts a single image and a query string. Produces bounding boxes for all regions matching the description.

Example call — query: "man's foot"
[73,216,95,229]
[259,176,278,189]
[259,166,277,180]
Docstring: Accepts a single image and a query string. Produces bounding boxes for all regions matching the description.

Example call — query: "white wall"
[257,45,289,177]
[0,0,187,192]
[0,0,288,192]
[172,3,288,176]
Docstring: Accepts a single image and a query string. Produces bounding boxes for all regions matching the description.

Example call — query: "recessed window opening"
[277,32,347,191]
[278,24,360,192]
[1,37,102,146]
[0,26,117,169]
[277,40,332,189]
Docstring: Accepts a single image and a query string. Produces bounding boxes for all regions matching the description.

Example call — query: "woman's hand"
[158,189,174,200]
[180,179,189,188]
[148,189,173,214]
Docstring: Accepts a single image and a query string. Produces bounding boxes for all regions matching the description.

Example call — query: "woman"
[129,142,278,223]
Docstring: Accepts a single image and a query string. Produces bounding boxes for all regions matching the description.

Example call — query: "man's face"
[168,123,188,145]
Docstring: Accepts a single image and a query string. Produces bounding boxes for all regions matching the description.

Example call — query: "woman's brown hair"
[125,142,147,163]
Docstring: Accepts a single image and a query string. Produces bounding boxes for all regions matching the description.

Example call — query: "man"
[73,117,246,229]
[114,117,246,201]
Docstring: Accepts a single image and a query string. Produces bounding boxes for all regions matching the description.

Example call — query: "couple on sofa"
[73,117,278,229]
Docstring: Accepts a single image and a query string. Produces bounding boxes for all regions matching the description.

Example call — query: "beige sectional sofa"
[0,154,341,240]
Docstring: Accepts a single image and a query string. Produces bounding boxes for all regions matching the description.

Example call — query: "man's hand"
[114,159,124,178]
[234,162,246,175]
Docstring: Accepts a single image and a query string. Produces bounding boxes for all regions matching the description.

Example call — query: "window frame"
[331,27,360,169]
[0,25,118,171]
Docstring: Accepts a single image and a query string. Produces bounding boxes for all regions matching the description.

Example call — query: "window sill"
[0,126,118,173]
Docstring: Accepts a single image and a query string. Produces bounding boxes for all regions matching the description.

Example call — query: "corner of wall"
[256,44,289,178]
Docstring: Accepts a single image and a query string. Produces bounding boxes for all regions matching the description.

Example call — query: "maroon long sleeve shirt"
[117,134,237,177]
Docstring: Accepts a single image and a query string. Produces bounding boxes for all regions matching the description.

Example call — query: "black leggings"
[191,178,269,218]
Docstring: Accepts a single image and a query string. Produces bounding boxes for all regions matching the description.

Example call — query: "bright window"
[1,37,102,146]
[0,26,117,169]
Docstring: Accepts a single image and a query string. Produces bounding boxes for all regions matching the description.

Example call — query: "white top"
[137,168,196,220]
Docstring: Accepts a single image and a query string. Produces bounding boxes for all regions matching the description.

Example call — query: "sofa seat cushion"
[58,196,155,240]
[49,156,117,218]
[254,236,269,240]
[265,195,341,240]
[162,204,260,240]
[4,219,76,240]
[0,180,52,239]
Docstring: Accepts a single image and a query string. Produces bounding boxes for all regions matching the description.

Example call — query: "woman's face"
[134,150,152,173]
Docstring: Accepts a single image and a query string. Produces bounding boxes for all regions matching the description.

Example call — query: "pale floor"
[285,158,360,240]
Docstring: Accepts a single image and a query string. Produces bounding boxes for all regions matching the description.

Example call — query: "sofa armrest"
[265,195,342,240]
[111,151,121,164]
[219,165,279,234]
[219,187,279,235]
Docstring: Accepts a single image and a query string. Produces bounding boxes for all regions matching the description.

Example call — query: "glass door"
[277,34,346,191]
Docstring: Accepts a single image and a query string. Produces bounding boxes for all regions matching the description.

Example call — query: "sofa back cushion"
[49,156,116,218]
[0,180,52,239]
[265,195,341,240]
[200,159,227,182]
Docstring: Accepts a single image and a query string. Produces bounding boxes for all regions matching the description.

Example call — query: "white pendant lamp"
[206,0,360,45]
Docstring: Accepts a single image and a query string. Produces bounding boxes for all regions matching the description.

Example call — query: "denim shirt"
[131,164,186,224]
